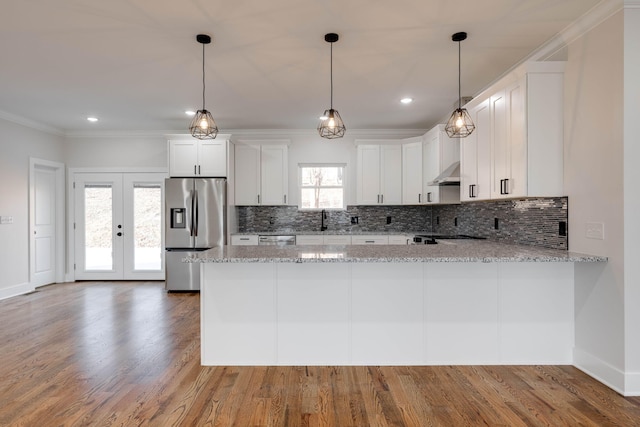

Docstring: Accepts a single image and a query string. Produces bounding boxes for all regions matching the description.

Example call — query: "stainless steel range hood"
[427,161,460,186]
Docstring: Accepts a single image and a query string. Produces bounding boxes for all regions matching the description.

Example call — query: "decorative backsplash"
[236,197,568,250]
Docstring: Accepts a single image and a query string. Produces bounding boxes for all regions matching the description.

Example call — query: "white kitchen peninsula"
[191,243,605,366]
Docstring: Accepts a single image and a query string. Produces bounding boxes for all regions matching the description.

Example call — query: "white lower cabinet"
[388,235,410,245]
[322,235,351,245]
[295,235,324,245]
[230,235,259,245]
[351,235,389,245]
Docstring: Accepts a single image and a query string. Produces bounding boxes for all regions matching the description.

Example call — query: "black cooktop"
[413,234,486,244]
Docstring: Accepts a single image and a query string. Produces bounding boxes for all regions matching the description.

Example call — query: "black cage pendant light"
[445,32,475,138]
[318,33,346,139]
[189,34,218,139]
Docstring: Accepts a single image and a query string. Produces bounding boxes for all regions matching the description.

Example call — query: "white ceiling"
[0,0,603,134]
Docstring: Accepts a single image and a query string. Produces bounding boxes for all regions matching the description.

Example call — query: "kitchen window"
[299,164,345,210]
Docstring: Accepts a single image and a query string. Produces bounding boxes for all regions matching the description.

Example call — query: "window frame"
[298,163,347,211]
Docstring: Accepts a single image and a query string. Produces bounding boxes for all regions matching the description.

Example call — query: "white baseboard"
[0,282,35,301]
[624,371,640,397]
[573,347,626,395]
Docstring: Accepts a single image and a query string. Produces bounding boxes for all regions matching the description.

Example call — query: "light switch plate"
[0,216,14,224]
[585,222,604,240]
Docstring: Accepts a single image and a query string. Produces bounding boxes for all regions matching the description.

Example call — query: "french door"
[74,172,165,280]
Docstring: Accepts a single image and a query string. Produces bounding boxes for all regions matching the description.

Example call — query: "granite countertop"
[187,240,607,263]
[232,231,417,236]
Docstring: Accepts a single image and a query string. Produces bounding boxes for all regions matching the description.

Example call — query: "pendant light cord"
[202,42,206,111]
[457,40,461,110]
[330,41,334,110]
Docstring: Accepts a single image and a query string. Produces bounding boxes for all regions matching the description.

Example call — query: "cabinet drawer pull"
[240,238,249,241]
[365,240,375,243]
[469,184,477,198]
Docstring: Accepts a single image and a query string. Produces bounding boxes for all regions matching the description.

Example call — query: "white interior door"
[74,172,165,280]
[30,164,58,286]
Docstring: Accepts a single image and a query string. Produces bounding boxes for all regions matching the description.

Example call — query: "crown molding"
[63,128,427,140]
[528,0,624,61]
[0,110,64,136]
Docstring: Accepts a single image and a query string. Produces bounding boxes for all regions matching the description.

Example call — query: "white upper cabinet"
[168,135,229,177]
[461,61,565,201]
[422,125,460,204]
[235,142,289,206]
[402,138,423,204]
[461,100,491,201]
[356,143,402,205]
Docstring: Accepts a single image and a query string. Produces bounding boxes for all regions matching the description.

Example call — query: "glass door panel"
[84,184,114,270]
[74,173,123,280]
[123,173,165,279]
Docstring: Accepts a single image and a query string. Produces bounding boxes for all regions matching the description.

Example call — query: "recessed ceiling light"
[400,97,413,104]
[87,117,98,122]
[185,110,196,116]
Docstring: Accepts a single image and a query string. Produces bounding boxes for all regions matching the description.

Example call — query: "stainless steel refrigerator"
[165,178,226,291]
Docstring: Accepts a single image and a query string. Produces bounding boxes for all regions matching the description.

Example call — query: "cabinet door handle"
[194,165,197,175]
[198,165,201,175]
[427,192,432,203]
[377,194,380,203]
[381,194,384,204]
[257,194,260,204]
[504,179,509,195]
[418,194,421,203]
[283,195,287,204]
[469,185,473,198]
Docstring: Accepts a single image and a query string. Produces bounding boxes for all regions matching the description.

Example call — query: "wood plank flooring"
[1,281,639,426]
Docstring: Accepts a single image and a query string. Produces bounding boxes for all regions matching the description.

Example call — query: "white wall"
[623,6,640,388]
[564,10,628,392]
[64,135,167,168]
[0,118,65,297]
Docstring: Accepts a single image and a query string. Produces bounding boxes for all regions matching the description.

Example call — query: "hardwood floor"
[1,281,639,426]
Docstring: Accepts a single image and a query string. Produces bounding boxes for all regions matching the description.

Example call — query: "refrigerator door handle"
[193,189,199,236]
[189,189,196,237]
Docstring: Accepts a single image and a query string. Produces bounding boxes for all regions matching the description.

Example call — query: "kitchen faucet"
[320,209,328,231]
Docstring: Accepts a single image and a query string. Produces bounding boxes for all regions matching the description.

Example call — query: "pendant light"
[445,32,475,138]
[318,33,346,139]
[189,34,218,139]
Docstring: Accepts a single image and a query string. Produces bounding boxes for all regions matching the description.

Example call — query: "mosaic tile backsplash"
[236,197,568,250]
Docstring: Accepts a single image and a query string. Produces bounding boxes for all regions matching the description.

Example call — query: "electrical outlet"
[0,216,13,224]
[494,218,499,230]
[454,217,458,227]
[386,216,392,224]
[350,216,359,224]
[559,221,567,237]
[585,222,604,240]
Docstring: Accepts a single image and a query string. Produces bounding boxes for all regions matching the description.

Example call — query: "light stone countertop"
[187,240,607,263]
[232,231,418,236]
